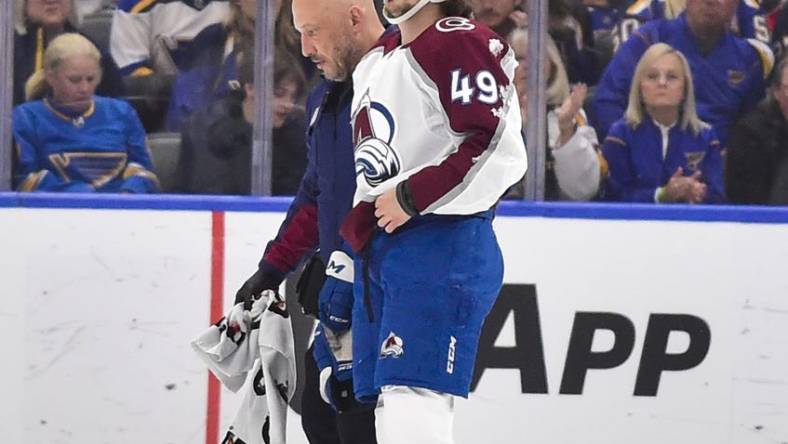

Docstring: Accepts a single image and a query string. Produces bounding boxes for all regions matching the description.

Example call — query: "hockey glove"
[318,251,355,332]
[234,265,284,309]
[313,324,356,413]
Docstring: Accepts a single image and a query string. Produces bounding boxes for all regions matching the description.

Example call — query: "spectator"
[773,1,788,59]
[469,0,525,39]
[615,0,771,53]
[13,0,122,105]
[584,0,625,39]
[165,0,307,131]
[510,28,603,201]
[72,0,113,20]
[13,33,158,193]
[601,43,724,203]
[164,0,254,130]
[176,51,307,195]
[550,0,603,85]
[593,0,774,144]
[583,0,627,69]
[109,0,230,77]
[726,57,788,204]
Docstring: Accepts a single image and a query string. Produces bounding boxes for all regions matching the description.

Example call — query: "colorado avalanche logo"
[380,331,404,359]
[352,91,400,187]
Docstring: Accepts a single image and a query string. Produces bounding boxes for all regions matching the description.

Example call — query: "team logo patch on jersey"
[685,151,706,172]
[489,38,504,57]
[352,91,401,187]
[380,331,404,358]
[727,70,746,86]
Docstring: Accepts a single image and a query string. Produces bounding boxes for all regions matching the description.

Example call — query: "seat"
[78,9,114,53]
[146,132,182,193]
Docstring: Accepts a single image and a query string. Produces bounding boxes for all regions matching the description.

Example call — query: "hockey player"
[317,0,527,442]
[233,0,384,442]
[593,0,774,143]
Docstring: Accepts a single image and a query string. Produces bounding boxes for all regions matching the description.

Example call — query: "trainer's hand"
[235,268,281,308]
[375,188,411,234]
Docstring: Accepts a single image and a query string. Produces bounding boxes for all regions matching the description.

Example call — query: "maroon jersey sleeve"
[405,18,513,212]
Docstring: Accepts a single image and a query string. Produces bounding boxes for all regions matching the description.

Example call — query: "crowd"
[7,0,788,200]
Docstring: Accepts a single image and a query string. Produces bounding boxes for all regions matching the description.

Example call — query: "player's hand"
[374,188,411,234]
[318,251,354,332]
[314,325,357,413]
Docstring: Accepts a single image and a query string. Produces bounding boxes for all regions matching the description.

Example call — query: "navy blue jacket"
[602,117,724,203]
[258,79,356,280]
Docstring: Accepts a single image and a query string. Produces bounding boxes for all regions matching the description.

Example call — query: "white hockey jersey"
[110,0,230,75]
[192,294,296,444]
[341,17,527,250]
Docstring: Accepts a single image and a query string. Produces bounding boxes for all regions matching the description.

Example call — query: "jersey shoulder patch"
[410,18,509,65]
[746,38,775,78]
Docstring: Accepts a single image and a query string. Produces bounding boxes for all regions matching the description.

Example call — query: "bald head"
[293,0,383,80]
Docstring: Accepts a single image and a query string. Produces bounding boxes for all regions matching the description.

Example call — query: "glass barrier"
[3,0,313,197]
[3,0,785,205]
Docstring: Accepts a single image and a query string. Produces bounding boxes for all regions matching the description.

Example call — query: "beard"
[322,35,364,81]
[383,1,418,19]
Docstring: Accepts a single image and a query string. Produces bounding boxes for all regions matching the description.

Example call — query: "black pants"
[301,344,377,444]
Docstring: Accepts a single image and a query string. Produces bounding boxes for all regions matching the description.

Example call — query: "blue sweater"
[602,117,724,203]
[13,96,158,193]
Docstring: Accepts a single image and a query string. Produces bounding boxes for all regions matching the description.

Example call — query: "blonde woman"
[13,33,158,193]
[601,43,723,203]
[509,28,602,201]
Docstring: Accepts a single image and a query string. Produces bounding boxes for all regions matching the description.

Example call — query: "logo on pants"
[447,336,457,374]
[380,331,404,358]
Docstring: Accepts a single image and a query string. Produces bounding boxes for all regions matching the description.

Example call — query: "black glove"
[234,268,283,309]
[295,253,327,317]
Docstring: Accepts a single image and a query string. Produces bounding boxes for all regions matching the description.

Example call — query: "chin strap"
[383,0,448,25]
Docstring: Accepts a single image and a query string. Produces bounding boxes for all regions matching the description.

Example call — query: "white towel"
[192,292,296,444]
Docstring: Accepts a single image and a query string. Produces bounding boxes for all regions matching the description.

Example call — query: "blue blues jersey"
[13,96,159,193]
[588,5,623,35]
[110,0,229,75]
[594,13,773,144]
[601,117,724,203]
